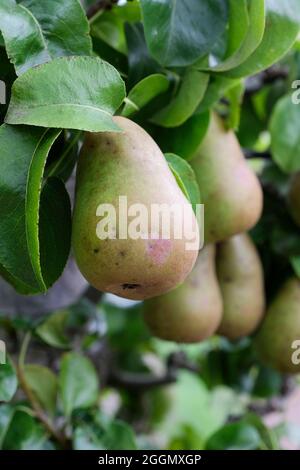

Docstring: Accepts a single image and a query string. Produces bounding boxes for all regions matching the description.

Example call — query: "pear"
[190,112,263,244]
[255,278,300,374]
[143,245,223,343]
[217,233,265,340]
[287,172,300,227]
[72,116,199,300]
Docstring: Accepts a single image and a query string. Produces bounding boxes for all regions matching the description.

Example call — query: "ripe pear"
[143,245,223,343]
[287,172,300,227]
[255,278,300,374]
[72,116,199,300]
[216,233,265,340]
[190,112,263,244]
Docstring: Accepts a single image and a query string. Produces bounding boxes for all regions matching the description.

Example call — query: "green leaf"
[125,22,160,88]
[24,365,58,415]
[165,153,201,212]
[270,94,300,173]
[151,70,209,127]
[0,405,15,449]
[205,422,261,450]
[290,255,300,277]
[102,420,137,450]
[36,309,70,348]
[73,420,137,450]
[226,0,300,78]
[122,74,169,117]
[156,111,210,161]
[59,352,99,417]
[197,76,241,113]
[2,410,48,450]
[0,359,17,402]
[225,81,245,130]
[73,425,105,450]
[141,0,228,67]
[0,0,92,75]
[210,0,265,72]
[5,56,126,132]
[90,1,141,54]
[0,124,71,294]
[224,0,249,59]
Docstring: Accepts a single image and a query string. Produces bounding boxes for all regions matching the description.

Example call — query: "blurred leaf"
[165,153,201,211]
[0,359,17,402]
[151,70,209,127]
[122,74,169,117]
[0,404,15,448]
[59,352,99,417]
[290,255,300,277]
[156,112,210,161]
[0,0,92,75]
[242,413,279,450]
[36,309,70,349]
[226,0,300,78]
[102,420,137,450]
[73,424,105,450]
[141,0,228,67]
[73,419,137,450]
[2,410,48,450]
[270,94,300,173]
[24,365,58,415]
[205,422,261,450]
[160,372,228,449]
[253,365,282,398]
[5,56,125,132]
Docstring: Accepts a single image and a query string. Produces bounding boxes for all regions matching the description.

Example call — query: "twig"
[87,0,118,20]
[244,149,271,160]
[16,334,68,448]
[109,351,200,390]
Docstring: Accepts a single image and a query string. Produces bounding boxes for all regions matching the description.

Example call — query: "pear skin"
[217,233,265,340]
[143,245,223,343]
[72,117,199,300]
[287,172,300,227]
[255,278,300,374]
[190,112,263,244]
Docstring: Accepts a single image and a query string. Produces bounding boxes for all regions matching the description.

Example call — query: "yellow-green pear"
[72,117,199,300]
[255,278,300,374]
[190,112,263,244]
[287,172,300,227]
[217,233,265,340]
[143,245,223,343]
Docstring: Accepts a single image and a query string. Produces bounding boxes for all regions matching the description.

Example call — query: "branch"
[87,0,118,19]
[243,149,271,160]
[109,351,200,391]
[16,333,69,448]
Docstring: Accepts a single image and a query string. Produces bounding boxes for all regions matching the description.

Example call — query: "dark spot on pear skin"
[93,248,99,254]
[120,251,126,257]
[122,283,141,290]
